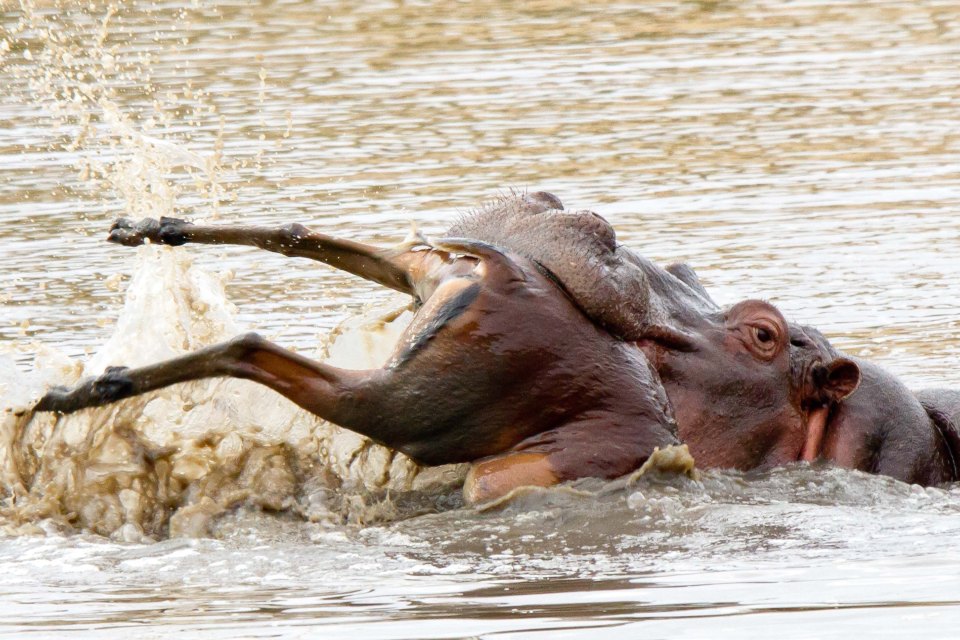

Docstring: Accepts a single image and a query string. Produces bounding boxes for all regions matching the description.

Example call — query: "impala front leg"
[107,216,416,294]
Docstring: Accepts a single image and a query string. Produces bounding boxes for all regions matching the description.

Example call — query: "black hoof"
[93,366,135,403]
[35,385,75,413]
[107,217,161,246]
[107,217,191,247]
[157,217,191,246]
[109,218,133,232]
[35,367,136,414]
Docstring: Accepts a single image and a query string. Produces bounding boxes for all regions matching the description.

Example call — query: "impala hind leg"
[35,333,390,441]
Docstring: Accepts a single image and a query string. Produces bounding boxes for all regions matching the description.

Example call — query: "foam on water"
[0,246,466,539]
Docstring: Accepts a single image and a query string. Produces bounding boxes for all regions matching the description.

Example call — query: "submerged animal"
[796,329,958,485]
[451,193,960,485]
[449,194,863,474]
[34,192,959,501]
[35,202,684,504]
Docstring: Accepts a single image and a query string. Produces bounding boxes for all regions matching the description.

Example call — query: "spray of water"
[0,2,463,539]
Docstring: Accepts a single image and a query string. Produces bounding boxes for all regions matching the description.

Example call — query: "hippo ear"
[666,262,718,308]
[822,358,861,402]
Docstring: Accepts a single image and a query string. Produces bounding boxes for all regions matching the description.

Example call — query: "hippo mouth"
[797,358,861,462]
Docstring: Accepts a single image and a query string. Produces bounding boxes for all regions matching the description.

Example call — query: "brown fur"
[37,216,681,503]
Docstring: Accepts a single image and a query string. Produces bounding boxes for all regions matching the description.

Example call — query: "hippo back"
[915,388,960,482]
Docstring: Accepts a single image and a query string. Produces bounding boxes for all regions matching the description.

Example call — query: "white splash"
[0,248,463,539]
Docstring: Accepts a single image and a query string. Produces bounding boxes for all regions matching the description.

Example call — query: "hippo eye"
[748,323,781,356]
[726,300,787,359]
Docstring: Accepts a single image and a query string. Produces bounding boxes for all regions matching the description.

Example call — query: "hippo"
[449,193,861,473]
[794,327,958,485]
[452,193,960,486]
[34,193,873,501]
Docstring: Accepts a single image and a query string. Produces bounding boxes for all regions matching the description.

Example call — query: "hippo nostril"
[791,337,809,348]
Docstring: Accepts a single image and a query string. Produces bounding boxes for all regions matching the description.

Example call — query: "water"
[2,0,960,637]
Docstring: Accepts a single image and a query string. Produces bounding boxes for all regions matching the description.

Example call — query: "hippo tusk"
[801,405,830,462]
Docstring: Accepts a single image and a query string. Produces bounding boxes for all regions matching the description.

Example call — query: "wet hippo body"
[448,192,708,348]
[915,389,960,481]
[452,193,863,473]
[819,360,957,485]
[452,193,960,486]
[797,327,960,484]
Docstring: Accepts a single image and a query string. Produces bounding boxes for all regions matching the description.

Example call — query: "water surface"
[2,1,960,637]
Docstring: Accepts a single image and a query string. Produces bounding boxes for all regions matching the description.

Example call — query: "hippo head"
[638,299,861,470]
[448,192,862,472]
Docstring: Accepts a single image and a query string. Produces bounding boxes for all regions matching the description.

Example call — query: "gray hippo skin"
[825,362,958,484]
[452,192,959,485]
[451,193,863,473]
[785,326,957,485]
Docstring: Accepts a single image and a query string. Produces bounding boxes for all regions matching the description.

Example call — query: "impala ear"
[818,358,861,403]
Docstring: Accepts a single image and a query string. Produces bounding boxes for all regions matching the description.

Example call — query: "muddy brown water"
[2,1,960,638]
